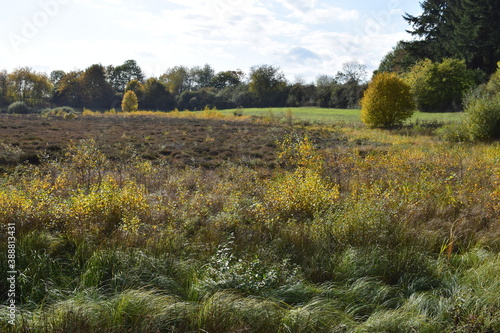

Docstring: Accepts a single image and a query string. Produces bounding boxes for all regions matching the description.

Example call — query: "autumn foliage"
[121,90,139,112]
[361,72,415,128]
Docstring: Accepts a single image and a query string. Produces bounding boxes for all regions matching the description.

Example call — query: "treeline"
[0,61,368,112]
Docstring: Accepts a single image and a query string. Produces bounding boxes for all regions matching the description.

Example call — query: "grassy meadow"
[0,109,499,332]
[220,107,464,125]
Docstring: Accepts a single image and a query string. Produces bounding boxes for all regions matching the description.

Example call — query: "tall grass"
[0,121,499,332]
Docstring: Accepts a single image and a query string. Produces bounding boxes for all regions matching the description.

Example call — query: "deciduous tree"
[335,61,367,84]
[160,66,192,96]
[107,60,144,92]
[80,64,115,109]
[0,70,8,106]
[249,65,287,107]
[125,80,145,102]
[49,70,66,86]
[403,58,475,112]
[142,78,174,111]
[53,71,83,107]
[314,75,335,107]
[210,70,244,89]
[190,64,215,90]
[7,67,52,107]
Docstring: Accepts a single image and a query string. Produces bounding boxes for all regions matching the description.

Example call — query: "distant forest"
[1,0,498,112]
[0,61,369,111]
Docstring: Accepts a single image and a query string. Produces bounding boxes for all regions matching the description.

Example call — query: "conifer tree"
[404,0,500,74]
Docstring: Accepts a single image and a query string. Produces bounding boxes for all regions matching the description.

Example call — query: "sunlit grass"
[0,116,498,332]
[220,107,464,124]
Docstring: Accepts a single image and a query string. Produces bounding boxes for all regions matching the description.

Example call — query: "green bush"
[440,62,500,142]
[7,101,32,114]
[404,58,476,112]
[360,72,415,128]
[463,89,500,141]
[436,122,469,142]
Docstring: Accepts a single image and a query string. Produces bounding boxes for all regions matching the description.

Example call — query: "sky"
[0,0,423,83]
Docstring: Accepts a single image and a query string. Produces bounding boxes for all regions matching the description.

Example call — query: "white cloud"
[112,0,305,61]
[1,0,416,83]
[276,0,317,12]
[276,0,359,23]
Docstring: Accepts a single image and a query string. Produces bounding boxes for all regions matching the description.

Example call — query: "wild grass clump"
[80,106,249,121]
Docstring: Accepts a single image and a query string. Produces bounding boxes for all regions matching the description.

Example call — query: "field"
[220,107,464,124]
[0,110,499,332]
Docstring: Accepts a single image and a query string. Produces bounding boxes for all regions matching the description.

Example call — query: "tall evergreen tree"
[404,0,500,74]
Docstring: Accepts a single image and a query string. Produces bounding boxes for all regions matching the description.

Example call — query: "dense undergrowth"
[0,117,499,332]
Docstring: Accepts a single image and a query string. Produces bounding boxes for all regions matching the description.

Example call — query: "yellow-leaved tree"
[121,90,138,112]
[361,72,415,128]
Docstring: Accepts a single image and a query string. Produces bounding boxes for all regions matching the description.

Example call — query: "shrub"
[121,90,138,112]
[360,72,415,128]
[440,63,500,142]
[68,177,148,237]
[463,90,500,141]
[65,139,109,189]
[436,122,469,142]
[201,106,224,118]
[257,135,339,222]
[41,106,77,118]
[7,101,32,114]
[404,58,476,112]
[483,61,500,93]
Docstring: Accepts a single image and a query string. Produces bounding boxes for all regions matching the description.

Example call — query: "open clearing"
[220,107,464,124]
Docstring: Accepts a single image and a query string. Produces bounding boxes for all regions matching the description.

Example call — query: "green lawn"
[220,107,464,124]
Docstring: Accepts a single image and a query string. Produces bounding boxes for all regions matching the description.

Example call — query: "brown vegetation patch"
[0,114,346,169]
